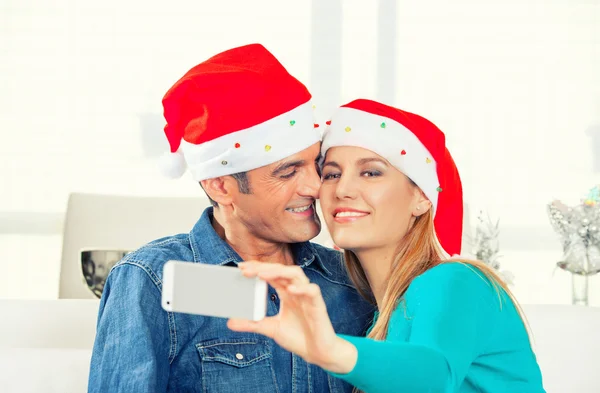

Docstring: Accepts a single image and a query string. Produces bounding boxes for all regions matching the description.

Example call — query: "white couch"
[0,300,598,392]
[521,304,600,393]
[0,299,99,393]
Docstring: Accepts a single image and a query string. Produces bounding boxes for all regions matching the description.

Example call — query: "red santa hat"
[321,99,463,256]
[159,43,320,181]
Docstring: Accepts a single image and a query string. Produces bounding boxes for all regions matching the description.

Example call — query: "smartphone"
[161,261,268,321]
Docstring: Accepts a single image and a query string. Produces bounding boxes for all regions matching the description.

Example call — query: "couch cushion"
[0,299,99,349]
[0,348,92,393]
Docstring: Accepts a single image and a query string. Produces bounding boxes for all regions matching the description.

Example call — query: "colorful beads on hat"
[380,122,386,129]
[221,160,228,165]
[436,186,443,192]
[289,120,296,126]
[345,126,351,132]
[426,157,432,163]
[314,123,319,128]
[265,145,272,151]
[401,150,407,155]
[326,120,332,125]
[234,143,240,148]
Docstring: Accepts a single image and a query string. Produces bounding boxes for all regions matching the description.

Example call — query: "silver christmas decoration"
[470,211,514,285]
[547,185,600,276]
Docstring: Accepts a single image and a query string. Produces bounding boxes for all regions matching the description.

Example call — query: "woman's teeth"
[287,205,311,213]
[335,211,368,217]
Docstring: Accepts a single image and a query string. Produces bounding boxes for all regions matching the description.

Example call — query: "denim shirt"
[88,207,375,393]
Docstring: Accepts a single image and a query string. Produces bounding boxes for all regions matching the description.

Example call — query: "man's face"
[230,142,322,243]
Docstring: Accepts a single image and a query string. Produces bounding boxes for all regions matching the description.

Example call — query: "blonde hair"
[344,209,526,342]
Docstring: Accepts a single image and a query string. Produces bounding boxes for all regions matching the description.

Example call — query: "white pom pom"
[158,150,187,179]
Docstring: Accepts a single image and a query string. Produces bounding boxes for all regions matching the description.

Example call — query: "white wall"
[1,0,599,305]
[1,0,314,298]
[390,0,600,306]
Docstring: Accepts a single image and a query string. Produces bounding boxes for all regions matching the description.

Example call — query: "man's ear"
[200,176,237,206]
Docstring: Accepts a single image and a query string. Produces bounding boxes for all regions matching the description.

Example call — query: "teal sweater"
[332,263,545,393]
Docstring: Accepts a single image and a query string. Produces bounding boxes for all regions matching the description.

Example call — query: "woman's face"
[319,146,428,252]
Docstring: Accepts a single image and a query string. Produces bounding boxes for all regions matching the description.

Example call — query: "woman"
[228,99,545,392]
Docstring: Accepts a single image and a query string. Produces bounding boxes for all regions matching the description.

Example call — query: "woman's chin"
[331,236,362,251]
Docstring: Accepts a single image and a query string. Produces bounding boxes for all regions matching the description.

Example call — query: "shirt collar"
[189,207,332,276]
[189,207,241,266]
[294,241,332,277]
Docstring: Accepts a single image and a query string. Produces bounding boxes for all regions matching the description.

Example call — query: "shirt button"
[271,293,278,301]
[235,353,244,360]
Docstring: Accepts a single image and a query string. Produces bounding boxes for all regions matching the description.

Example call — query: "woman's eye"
[322,173,340,180]
[362,170,382,177]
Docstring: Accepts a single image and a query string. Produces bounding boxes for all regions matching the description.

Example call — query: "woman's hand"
[227,261,358,374]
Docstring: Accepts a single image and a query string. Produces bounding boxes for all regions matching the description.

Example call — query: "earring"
[416,206,421,211]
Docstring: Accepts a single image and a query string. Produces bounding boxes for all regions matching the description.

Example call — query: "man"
[88,44,374,393]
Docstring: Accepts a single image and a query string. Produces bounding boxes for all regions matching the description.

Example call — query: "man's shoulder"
[112,233,195,281]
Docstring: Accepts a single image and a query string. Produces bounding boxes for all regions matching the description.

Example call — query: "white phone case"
[162,261,268,321]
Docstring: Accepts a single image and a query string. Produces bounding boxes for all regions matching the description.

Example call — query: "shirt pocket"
[196,338,279,393]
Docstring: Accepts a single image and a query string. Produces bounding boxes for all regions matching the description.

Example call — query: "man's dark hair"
[200,171,251,207]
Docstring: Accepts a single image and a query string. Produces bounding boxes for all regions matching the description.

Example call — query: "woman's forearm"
[317,336,359,374]
[327,335,451,393]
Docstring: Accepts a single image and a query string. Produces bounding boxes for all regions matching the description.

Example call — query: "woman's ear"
[412,188,432,217]
[200,176,237,206]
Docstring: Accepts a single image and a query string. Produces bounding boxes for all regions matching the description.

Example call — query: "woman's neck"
[352,246,397,309]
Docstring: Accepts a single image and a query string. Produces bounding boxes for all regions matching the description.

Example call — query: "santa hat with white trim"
[159,43,320,181]
[321,99,463,256]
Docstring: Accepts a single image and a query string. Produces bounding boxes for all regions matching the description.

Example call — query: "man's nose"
[298,166,322,198]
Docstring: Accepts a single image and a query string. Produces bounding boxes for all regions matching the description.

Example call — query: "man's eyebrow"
[271,160,305,175]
